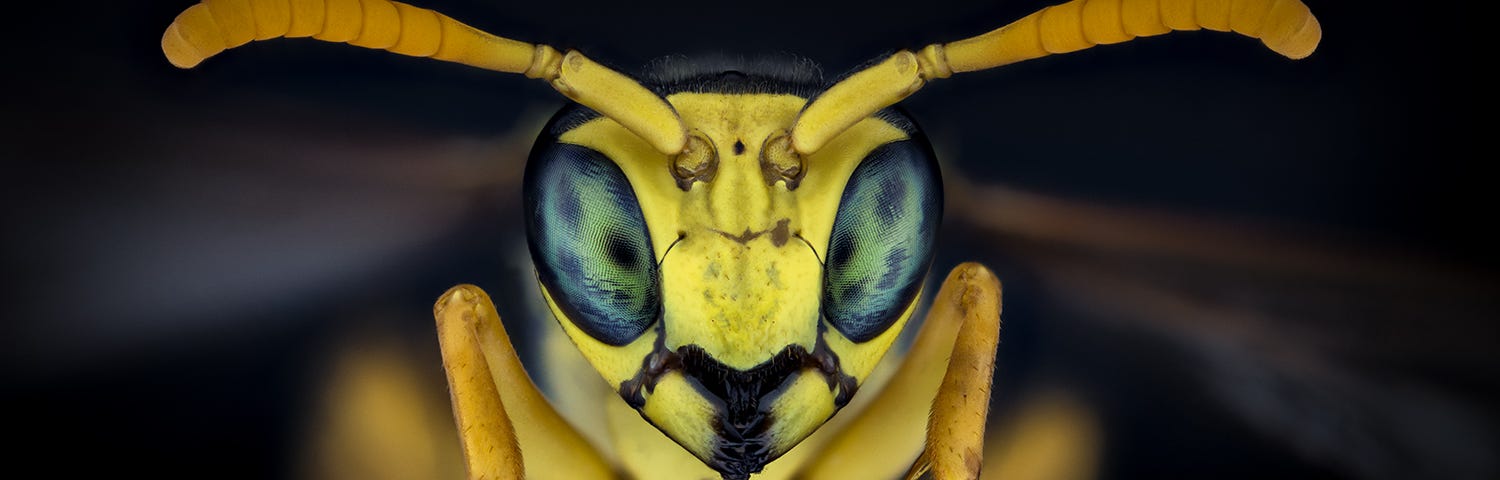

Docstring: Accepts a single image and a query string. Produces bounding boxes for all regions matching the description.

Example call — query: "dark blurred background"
[3,1,1494,479]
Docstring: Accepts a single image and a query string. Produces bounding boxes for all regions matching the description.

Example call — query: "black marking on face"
[617,335,856,478]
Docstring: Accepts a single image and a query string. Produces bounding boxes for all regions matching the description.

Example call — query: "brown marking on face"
[716,228,764,245]
[769,219,790,247]
[711,218,794,247]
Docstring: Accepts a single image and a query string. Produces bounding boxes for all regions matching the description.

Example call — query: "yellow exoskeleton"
[161,0,1320,478]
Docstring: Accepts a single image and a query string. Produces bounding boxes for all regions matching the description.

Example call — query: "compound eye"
[822,140,942,342]
[524,143,659,346]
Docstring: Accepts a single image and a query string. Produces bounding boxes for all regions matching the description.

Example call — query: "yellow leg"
[433,285,616,480]
[904,264,1003,480]
[796,263,1003,480]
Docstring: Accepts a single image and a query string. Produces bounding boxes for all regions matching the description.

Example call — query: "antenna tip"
[1262,1,1322,60]
[162,4,227,69]
[162,24,204,69]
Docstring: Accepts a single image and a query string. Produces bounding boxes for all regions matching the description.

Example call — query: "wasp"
[160,0,1319,478]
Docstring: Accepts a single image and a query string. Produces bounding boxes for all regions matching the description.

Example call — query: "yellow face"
[523,81,943,476]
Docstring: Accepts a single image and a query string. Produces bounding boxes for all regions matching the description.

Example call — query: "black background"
[3,1,1493,479]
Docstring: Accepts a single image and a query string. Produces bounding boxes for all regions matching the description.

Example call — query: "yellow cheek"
[764,370,837,458]
[539,284,656,389]
[823,289,923,383]
[640,371,721,460]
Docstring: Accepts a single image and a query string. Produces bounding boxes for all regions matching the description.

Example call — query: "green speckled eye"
[823,139,942,343]
[524,142,659,346]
